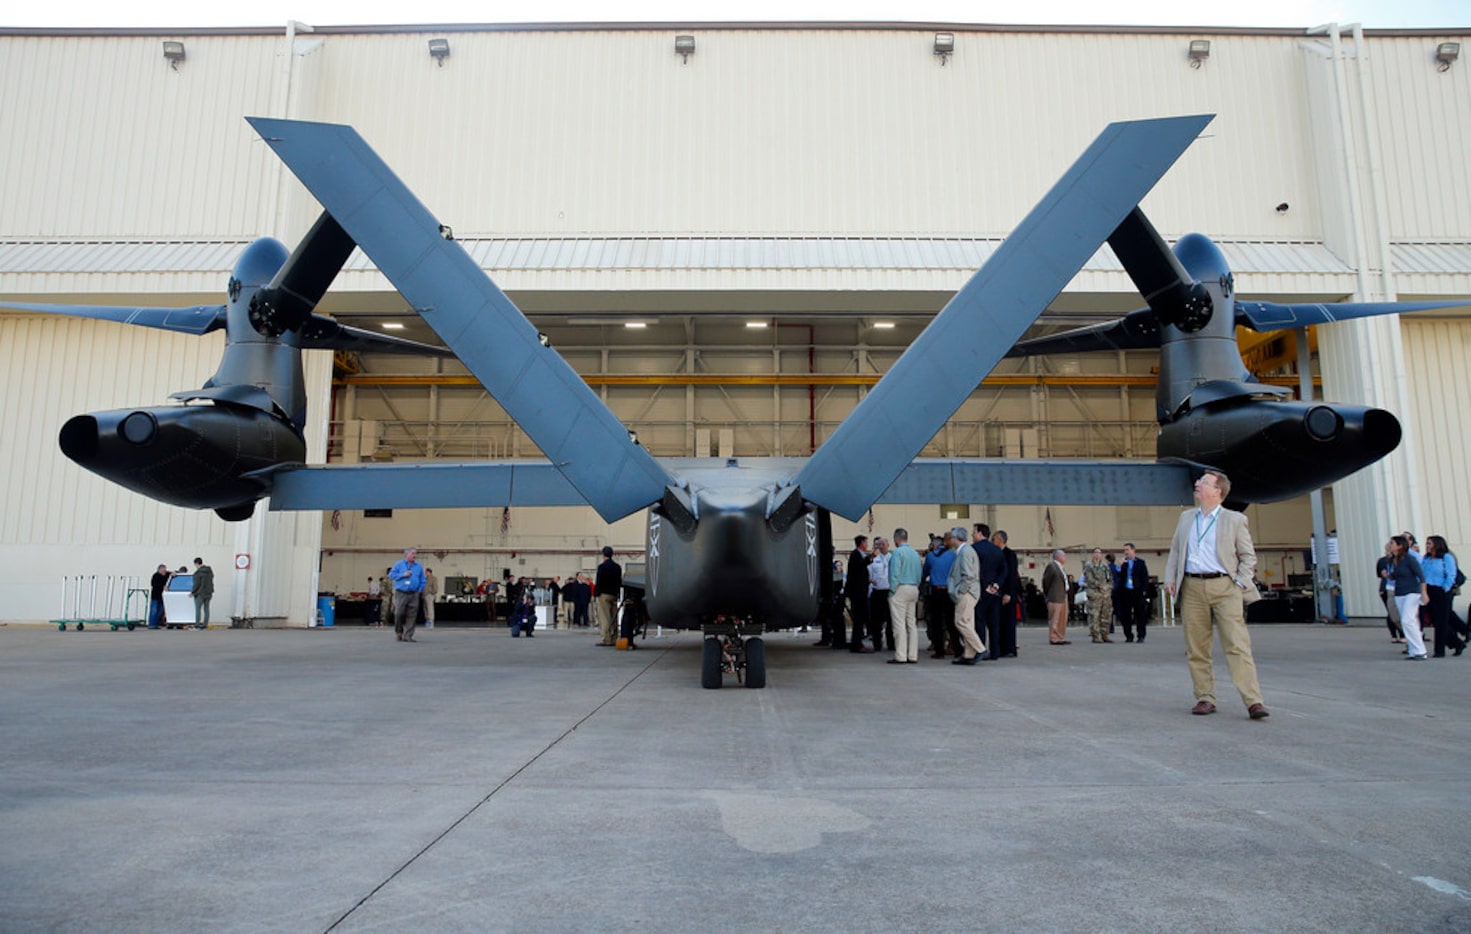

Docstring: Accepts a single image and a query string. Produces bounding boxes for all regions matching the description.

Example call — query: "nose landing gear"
[700,617,766,689]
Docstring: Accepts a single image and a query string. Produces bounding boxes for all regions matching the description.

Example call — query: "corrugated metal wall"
[299,29,1327,241]
[0,34,282,239]
[1402,317,1471,551]
[4,28,1466,254]
[0,313,330,624]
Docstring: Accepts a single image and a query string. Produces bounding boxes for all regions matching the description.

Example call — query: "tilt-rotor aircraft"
[7,113,1463,688]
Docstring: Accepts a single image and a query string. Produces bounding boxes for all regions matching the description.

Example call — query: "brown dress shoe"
[1248,703,1270,719]
[1191,700,1217,715]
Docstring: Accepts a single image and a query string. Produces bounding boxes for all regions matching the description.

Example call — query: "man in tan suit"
[1041,549,1071,645]
[1164,469,1269,719]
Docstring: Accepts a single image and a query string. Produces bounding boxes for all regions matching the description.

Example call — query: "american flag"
[1045,507,1055,540]
[501,507,511,534]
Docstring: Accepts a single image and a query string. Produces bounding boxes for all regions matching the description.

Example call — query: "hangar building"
[1,22,1468,625]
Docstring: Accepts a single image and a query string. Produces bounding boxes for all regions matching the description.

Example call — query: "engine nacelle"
[1157,400,1401,503]
[58,403,306,517]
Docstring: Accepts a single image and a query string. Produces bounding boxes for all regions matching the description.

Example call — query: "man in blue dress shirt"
[389,547,426,642]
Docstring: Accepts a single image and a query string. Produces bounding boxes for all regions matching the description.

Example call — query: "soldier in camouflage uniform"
[1083,548,1115,643]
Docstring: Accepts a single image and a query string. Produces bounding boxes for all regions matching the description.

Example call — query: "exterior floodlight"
[428,38,450,66]
[1436,41,1460,70]
[675,35,695,63]
[934,32,954,65]
[162,41,186,69]
[1188,39,1211,68]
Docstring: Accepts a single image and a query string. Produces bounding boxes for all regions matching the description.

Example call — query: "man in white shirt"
[1164,470,1268,720]
[868,538,892,653]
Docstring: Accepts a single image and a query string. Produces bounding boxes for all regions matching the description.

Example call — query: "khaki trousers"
[952,591,985,660]
[1181,576,1263,708]
[595,593,618,644]
[888,584,920,662]
[1048,601,1068,643]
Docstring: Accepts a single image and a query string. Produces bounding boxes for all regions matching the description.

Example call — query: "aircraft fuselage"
[643,461,824,632]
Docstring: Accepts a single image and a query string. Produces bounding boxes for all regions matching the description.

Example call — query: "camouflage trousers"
[1087,592,1112,640]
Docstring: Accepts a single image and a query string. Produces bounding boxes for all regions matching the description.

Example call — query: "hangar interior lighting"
[1188,39,1211,68]
[873,321,896,329]
[624,321,648,329]
[745,321,768,329]
[162,40,186,69]
[1436,41,1460,70]
[933,32,955,65]
[675,35,696,64]
[380,322,405,330]
[428,38,450,66]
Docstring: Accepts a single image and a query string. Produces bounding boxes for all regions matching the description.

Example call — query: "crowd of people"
[369,547,625,644]
[820,525,1164,661]
[358,469,1461,716]
[1375,531,1466,660]
[820,470,1275,718]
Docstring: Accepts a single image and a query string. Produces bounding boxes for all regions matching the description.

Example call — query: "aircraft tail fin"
[248,116,674,522]
[793,114,1214,520]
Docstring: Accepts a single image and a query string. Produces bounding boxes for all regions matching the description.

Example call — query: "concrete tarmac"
[2,621,1469,933]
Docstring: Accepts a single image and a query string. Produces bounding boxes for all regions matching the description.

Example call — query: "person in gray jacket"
[190,557,214,629]
[946,526,985,665]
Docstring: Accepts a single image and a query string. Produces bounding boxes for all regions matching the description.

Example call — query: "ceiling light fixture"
[381,322,405,330]
[745,321,769,329]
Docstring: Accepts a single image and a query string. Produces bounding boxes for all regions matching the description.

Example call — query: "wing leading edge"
[248,117,674,523]
[792,114,1215,520]
[878,459,1193,507]
[267,461,584,511]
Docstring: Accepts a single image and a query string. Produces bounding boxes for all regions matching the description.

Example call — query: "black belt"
[1185,572,1225,579]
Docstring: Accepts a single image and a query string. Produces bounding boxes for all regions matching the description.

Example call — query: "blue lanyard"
[1194,509,1218,552]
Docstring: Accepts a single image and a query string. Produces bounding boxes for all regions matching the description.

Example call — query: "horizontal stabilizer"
[878,458,1194,507]
[1237,299,1470,332]
[0,301,227,335]
[249,116,673,523]
[266,461,585,511]
[794,114,1213,520]
[296,314,455,357]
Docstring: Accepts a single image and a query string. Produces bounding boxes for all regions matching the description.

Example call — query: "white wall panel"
[0,35,282,239]
[1402,318,1471,555]
[0,315,234,620]
[290,28,1330,241]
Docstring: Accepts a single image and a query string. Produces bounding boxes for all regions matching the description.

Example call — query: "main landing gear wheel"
[744,636,766,689]
[701,637,723,689]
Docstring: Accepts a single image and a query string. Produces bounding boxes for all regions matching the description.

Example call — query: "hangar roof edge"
[1,23,1466,39]
[4,237,1468,277]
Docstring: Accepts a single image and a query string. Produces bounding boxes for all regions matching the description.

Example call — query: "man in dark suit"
[993,530,1021,657]
[972,523,1007,660]
[845,536,874,653]
[1115,542,1150,643]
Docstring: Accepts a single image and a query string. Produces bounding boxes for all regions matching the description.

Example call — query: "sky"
[3,0,1467,30]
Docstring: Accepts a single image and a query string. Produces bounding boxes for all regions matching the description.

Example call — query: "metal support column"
[1299,327,1337,621]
